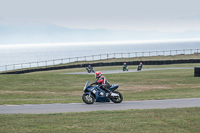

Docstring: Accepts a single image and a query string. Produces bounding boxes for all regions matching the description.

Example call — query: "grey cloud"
[0,0,200,32]
[0,16,5,23]
[179,14,200,20]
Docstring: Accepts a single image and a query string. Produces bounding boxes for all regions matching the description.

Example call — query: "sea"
[0,40,200,71]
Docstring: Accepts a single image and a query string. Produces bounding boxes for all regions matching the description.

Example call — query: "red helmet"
[95,71,102,78]
[124,63,126,65]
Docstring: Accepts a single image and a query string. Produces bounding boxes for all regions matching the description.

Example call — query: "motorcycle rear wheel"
[110,91,123,103]
[82,94,95,104]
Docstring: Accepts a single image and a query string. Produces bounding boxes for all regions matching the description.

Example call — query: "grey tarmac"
[62,67,193,74]
[0,98,200,114]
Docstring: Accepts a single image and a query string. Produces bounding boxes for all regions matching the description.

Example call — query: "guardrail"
[2,59,200,74]
[0,49,199,72]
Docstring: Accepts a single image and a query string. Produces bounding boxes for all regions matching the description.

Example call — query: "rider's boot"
[104,88,112,97]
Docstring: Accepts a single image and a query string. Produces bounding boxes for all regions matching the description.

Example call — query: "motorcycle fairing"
[92,86,110,102]
[84,81,110,102]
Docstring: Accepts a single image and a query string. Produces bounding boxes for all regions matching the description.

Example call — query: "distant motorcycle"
[82,81,123,104]
[86,67,95,73]
[123,66,128,71]
[137,63,143,71]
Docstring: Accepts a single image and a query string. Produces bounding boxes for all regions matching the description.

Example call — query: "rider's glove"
[90,82,96,86]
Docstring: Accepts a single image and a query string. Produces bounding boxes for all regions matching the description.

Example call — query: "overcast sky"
[0,0,200,32]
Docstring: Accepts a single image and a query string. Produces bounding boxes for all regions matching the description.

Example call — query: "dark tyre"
[82,94,95,104]
[110,91,123,103]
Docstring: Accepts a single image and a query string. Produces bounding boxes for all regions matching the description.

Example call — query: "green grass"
[0,63,200,105]
[0,107,200,133]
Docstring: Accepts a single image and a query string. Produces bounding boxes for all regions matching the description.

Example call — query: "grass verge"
[0,107,200,133]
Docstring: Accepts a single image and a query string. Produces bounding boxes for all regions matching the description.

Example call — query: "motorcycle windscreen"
[83,81,90,91]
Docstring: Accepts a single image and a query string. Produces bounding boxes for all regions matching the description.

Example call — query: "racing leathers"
[93,75,111,93]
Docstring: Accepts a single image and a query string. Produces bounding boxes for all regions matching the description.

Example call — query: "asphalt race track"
[62,67,193,75]
[0,98,200,114]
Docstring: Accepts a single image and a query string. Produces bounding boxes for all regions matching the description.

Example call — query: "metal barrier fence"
[0,49,199,72]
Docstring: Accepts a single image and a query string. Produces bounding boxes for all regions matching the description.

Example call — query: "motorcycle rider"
[91,71,112,97]
[139,62,142,67]
[137,62,143,71]
[123,62,127,68]
[123,62,128,70]
[86,65,93,73]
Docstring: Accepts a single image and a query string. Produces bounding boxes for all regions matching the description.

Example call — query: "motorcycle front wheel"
[82,94,95,104]
[110,91,123,103]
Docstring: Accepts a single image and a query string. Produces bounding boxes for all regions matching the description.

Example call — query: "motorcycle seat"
[110,84,119,90]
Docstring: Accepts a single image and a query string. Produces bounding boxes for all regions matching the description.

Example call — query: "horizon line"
[0,38,200,47]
